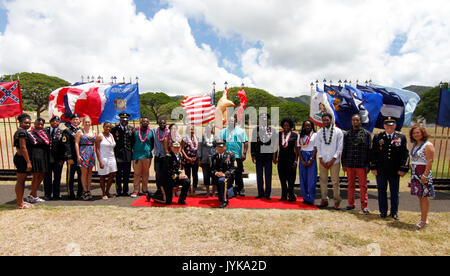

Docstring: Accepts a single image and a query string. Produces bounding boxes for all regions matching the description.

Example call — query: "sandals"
[82,191,92,201]
[415,220,429,229]
[17,202,34,209]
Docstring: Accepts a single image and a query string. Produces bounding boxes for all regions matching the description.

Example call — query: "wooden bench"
[294,177,378,189]
[408,178,450,191]
[0,169,249,184]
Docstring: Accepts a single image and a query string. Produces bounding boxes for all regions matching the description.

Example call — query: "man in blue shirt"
[221,117,249,196]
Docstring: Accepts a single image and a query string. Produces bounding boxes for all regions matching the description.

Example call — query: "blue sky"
[1,0,448,95]
[133,0,255,78]
[0,1,407,71]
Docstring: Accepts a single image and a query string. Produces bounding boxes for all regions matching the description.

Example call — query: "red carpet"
[131,195,318,210]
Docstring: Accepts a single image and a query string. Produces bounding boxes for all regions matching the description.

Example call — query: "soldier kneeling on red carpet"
[146,141,190,205]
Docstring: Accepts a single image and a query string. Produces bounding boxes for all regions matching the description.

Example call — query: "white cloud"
[168,0,450,96]
[0,0,247,95]
[1,0,449,98]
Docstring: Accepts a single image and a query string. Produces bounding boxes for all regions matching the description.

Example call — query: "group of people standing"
[251,113,435,229]
[13,111,436,229]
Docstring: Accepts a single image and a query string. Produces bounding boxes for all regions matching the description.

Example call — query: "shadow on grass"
[0,204,17,211]
[345,210,419,231]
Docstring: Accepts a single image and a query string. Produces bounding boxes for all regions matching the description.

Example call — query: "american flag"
[181,94,216,125]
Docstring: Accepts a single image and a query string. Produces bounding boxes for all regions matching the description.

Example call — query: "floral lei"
[186,135,198,151]
[348,128,364,146]
[138,127,150,143]
[30,127,50,145]
[157,127,169,142]
[300,133,312,147]
[282,131,292,148]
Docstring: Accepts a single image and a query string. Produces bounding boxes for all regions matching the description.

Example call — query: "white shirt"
[297,132,317,152]
[317,126,344,164]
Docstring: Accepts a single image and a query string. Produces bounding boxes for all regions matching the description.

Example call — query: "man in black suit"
[370,117,409,220]
[62,114,82,200]
[111,113,135,197]
[211,140,237,208]
[44,116,65,200]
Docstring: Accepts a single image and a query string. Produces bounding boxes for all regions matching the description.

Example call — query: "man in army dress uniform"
[147,141,190,205]
[211,140,237,208]
[44,116,65,200]
[111,113,135,197]
[370,117,409,220]
[62,114,82,200]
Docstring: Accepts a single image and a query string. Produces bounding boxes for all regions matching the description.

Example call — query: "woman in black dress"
[273,118,299,201]
[13,113,33,209]
[181,125,199,196]
[28,118,50,204]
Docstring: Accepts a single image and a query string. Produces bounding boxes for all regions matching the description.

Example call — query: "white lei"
[282,131,292,148]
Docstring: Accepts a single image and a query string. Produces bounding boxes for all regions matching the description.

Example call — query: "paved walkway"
[1,184,449,213]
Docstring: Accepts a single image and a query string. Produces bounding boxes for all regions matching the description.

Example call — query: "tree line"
[6,72,444,125]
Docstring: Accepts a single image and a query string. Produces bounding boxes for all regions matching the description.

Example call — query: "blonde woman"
[75,116,97,201]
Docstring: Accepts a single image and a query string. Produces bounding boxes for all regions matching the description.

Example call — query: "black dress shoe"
[391,214,400,221]
[380,213,387,219]
[69,195,77,200]
[219,202,228,208]
[279,198,287,201]
[256,196,263,199]
[52,196,62,201]
[288,197,297,202]
[122,192,130,197]
[146,191,153,202]
[266,196,271,200]
[178,201,187,205]
[346,206,356,211]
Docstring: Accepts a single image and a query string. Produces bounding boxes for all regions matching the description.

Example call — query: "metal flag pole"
[212,81,216,106]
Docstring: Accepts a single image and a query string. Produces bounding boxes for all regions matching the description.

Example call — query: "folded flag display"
[0,81,23,119]
[49,82,140,125]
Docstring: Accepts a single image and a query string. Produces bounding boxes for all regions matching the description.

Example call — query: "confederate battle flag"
[0,81,23,119]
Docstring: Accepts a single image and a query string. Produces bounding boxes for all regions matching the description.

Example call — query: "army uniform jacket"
[211,151,237,179]
[251,126,277,161]
[62,124,80,162]
[370,131,409,176]
[111,125,135,163]
[167,151,183,181]
[45,127,65,164]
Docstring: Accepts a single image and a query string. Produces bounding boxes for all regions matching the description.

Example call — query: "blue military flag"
[357,85,405,131]
[371,84,420,127]
[99,83,140,123]
[437,88,450,127]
